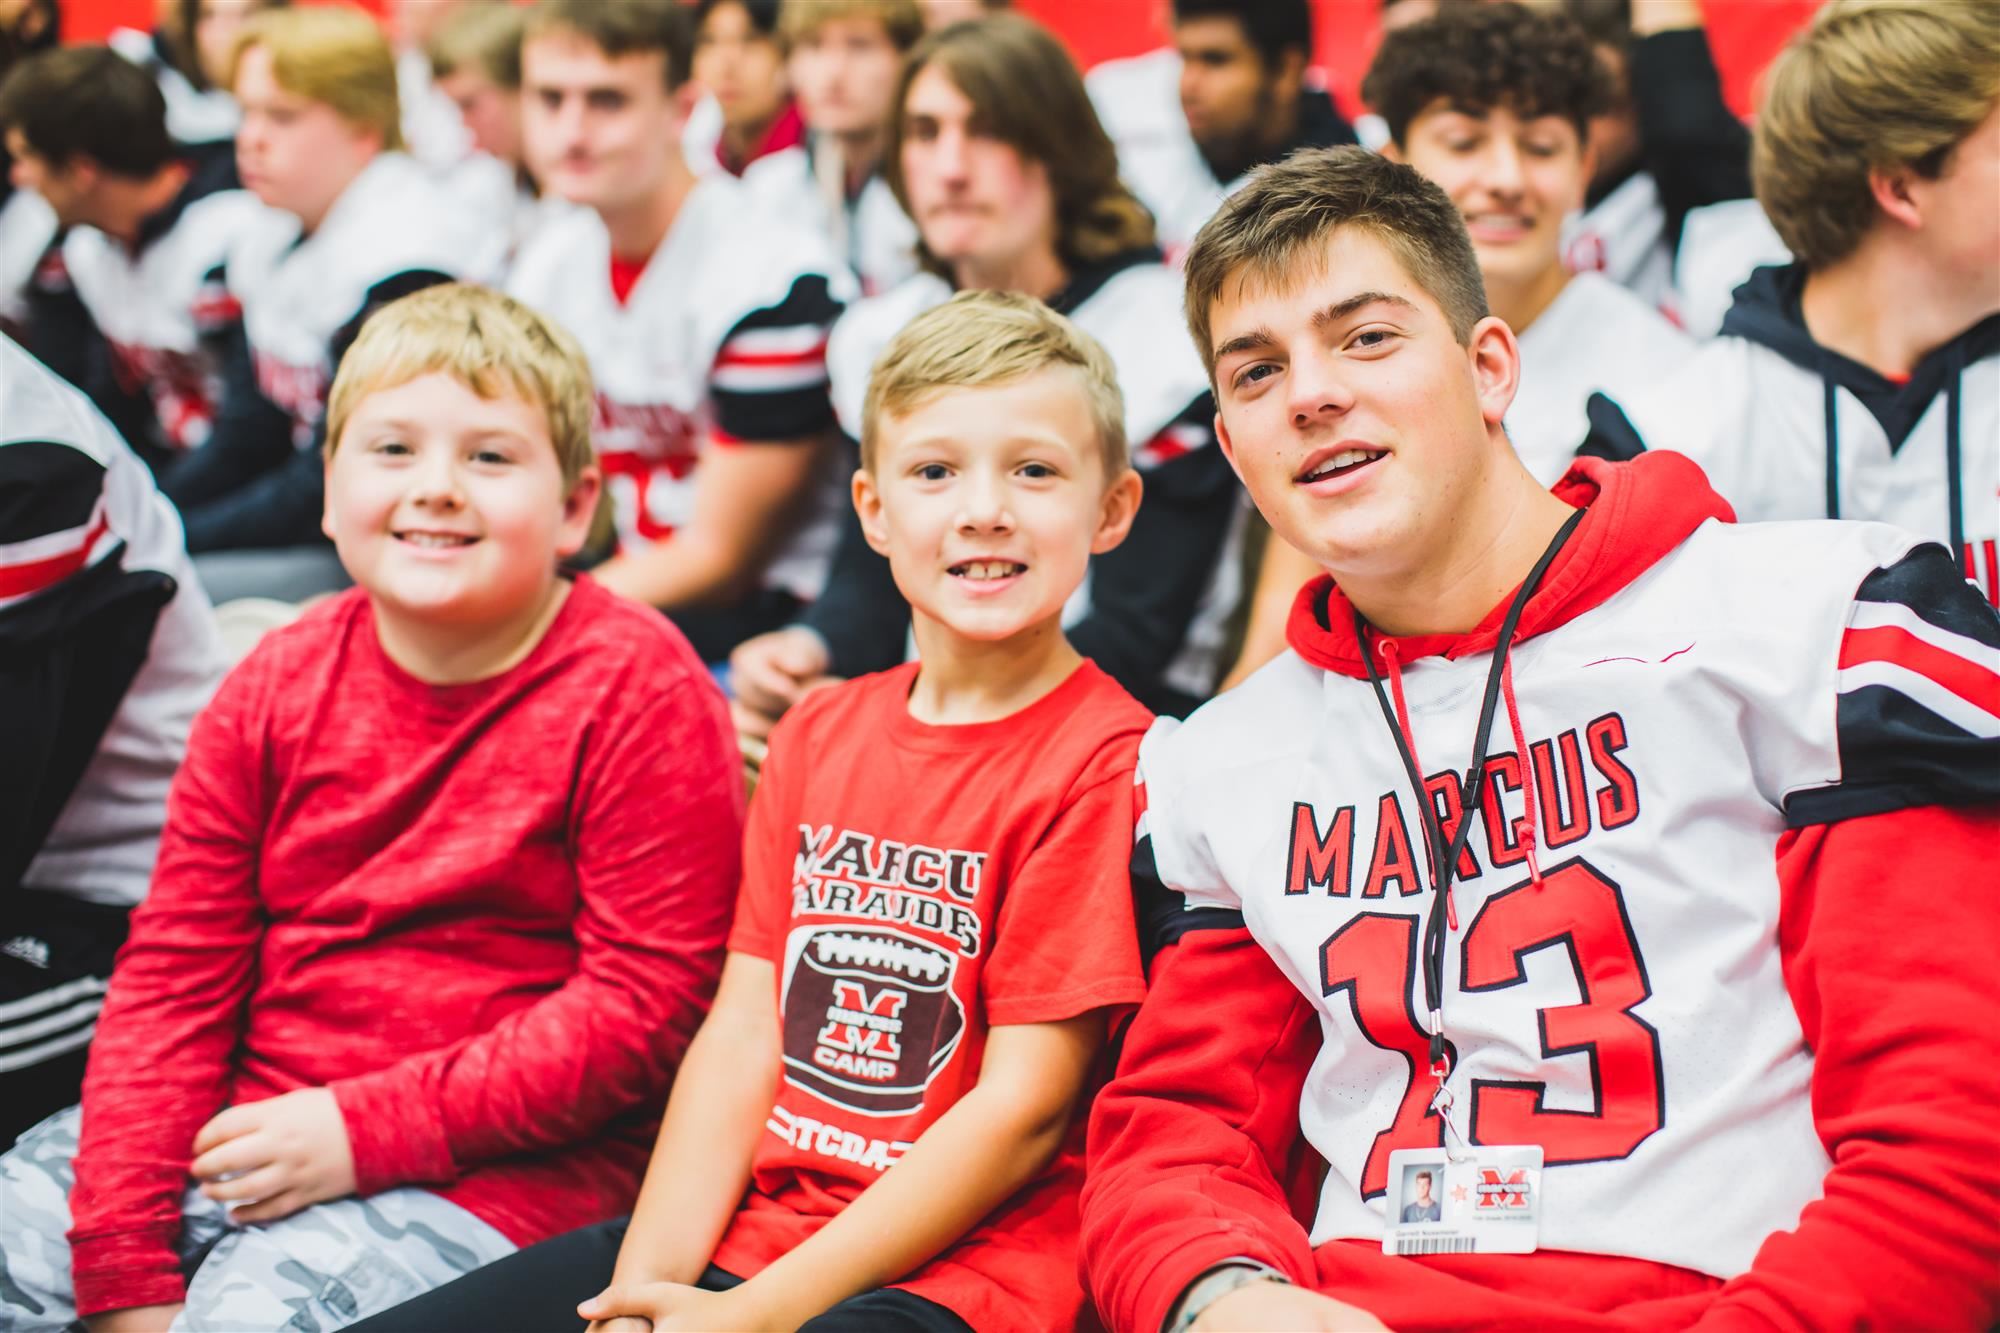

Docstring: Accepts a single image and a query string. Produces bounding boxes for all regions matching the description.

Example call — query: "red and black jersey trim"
[1784,542,2000,828]
[0,439,111,605]
[710,273,842,444]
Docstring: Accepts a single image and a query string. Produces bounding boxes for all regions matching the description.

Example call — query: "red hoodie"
[1081,455,2000,1333]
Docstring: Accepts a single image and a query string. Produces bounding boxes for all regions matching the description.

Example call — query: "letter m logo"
[818,980,908,1060]
[1287,801,1354,896]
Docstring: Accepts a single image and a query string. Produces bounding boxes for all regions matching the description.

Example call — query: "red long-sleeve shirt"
[66,577,743,1316]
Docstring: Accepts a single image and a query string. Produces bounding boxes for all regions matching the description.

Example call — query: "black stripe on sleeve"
[1134,832,1245,969]
[1577,392,1648,463]
[1783,544,2000,828]
[710,274,842,443]
[0,440,106,546]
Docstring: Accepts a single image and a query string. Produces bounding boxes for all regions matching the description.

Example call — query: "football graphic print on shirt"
[780,926,967,1117]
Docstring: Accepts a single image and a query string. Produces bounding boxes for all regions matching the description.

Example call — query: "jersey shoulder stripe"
[1787,541,2000,826]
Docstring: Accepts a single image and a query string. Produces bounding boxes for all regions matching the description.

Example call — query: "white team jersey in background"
[108,27,240,150]
[742,143,918,297]
[0,189,56,326]
[1600,301,1999,603]
[3,336,228,906]
[1509,272,1694,484]
[508,173,853,603]
[1674,200,1791,339]
[1564,171,1676,317]
[1140,517,1986,1280]
[226,152,492,446]
[63,190,266,451]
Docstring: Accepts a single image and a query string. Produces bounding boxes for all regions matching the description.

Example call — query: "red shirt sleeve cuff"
[70,1227,187,1317]
[332,1072,458,1195]
[1128,1232,1315,1333]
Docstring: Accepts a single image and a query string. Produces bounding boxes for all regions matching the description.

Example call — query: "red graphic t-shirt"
[714,660,1152,1330]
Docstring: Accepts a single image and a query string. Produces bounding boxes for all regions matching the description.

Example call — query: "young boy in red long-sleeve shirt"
[0,284,745,1333]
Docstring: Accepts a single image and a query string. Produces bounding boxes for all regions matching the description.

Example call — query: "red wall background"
[60,0,1813,120]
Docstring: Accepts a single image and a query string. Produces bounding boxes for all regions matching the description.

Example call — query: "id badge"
[1382,1145,1543,1256]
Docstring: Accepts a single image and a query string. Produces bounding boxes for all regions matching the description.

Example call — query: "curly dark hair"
[1361,2,1614,147]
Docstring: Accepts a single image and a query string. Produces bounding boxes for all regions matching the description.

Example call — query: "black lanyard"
[1357,509,1585,1073]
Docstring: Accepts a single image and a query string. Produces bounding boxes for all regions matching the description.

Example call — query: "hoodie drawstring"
[1821,345,1968,562]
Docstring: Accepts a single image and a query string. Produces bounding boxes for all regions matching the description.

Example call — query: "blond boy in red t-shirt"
[348,291,1157,1333]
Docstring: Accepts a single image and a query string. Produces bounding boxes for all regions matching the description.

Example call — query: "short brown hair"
[0,45,175,177]
[231,7,405,151]
[525,0,695,90]
[1361,2,1614,147]
[326,284,597,491]
[428,2,528,89]
[884,15,1155,278]
[1754,0,2000,270]
[1182,146,1490,376]
[778,0,924,54]
[861,290,1128,479]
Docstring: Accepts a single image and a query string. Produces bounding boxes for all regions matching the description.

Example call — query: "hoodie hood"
[1286,452,1733,678]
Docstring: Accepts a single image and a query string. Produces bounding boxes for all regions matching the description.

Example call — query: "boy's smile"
[323,372,598,654]
[855,368,1139,647]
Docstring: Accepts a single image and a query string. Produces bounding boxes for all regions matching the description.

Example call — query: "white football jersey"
[1563,172,1676,317]
[63,189,266,451]
[3,335,229,907]
[1138,516,1998,1279]
[825,260,1243,698]
[108,27,240,149]
[742,144,918,298]
[508,174,853,602]
[0,187,57,325]
[226,152,492,447]
[1509,273,1694,484]
[1674,199,1791,339]
[1591,267,2000,606]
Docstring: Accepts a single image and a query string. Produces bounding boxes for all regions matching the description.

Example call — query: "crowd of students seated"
[0,0,1994,1329]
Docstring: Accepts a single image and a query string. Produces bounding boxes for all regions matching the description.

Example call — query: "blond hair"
[326,284,597,490]
[428,2,528,89]
[861,290,1127,478]
[1754,0,2000,269]
[1182,146,1488,378]
[779,0,925,52]
[231,6,404,150]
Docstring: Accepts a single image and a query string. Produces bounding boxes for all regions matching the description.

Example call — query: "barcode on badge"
[1387,1234,1478,1255]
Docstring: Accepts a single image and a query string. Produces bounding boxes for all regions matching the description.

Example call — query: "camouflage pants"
[0,1106,516,1333]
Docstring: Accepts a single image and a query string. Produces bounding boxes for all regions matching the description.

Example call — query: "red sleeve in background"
[1080,924,1322,1333]
[1700,802,2000,1332]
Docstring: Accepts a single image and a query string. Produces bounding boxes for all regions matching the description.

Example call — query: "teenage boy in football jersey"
[1080,146,2000,1333]
[0,45,258,470]
[1583,0,1999,606]
[510,0,849,663]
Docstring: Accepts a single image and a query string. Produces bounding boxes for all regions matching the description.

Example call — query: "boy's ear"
[556,465,604,559]
[320,456,339,543]
[1089,466,1144,556]
[1868,163,1925,233]
[851,466,892,557]
[1466,314,1521,431]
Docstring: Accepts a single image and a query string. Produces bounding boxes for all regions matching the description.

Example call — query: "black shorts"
[344,1214,975,1333]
